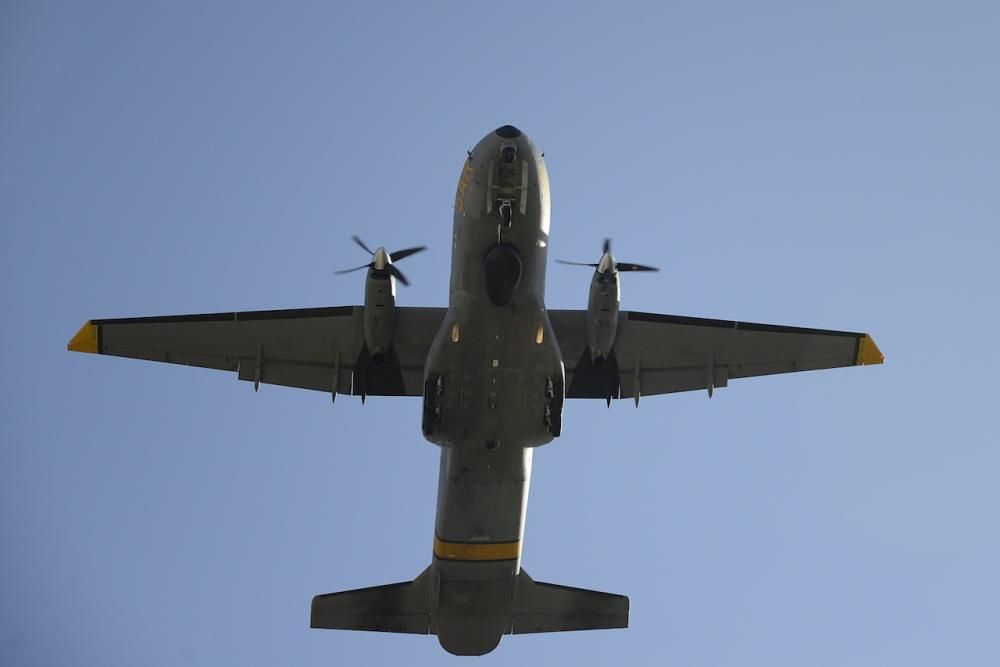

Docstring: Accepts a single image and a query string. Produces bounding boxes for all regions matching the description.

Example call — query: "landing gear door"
[486,140,528,222]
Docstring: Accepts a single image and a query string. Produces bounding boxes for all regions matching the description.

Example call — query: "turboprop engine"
[335,236,426,363]
[557,239,658,367]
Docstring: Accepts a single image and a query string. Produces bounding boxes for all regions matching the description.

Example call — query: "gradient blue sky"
[3,2,999,665]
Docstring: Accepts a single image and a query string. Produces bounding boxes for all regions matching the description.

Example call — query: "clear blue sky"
[3,1,999,665]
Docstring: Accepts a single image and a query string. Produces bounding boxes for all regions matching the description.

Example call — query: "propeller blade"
[603,238,611,254]
[386,263,410,286]
[389,246,427,262]
[615,262,659,272]
[351,235,375,256]
[334,262,372,275]
[556,260,600,267]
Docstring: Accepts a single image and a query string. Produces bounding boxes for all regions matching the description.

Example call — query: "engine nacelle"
[364,269,396,362]
[586,270,620,367]
[565,239,655,367]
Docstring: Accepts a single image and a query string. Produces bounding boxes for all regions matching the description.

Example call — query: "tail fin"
[512,570,629,634]
[310,566,433,635]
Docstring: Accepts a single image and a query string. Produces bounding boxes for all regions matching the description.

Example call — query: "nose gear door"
[485,144,529,226]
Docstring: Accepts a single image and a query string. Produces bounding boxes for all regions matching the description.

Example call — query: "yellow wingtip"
[856,334,884,365]
[68,321,99,354]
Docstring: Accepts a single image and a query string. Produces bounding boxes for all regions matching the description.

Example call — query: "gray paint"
[76,126,879,656]
[420,128,564,654]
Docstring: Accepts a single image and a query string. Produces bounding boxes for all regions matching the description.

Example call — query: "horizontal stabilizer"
[511,570,629,634]
[311,567,433,634]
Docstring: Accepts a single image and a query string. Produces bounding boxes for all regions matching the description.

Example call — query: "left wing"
[550,310,883,401]
[67,306,446,398]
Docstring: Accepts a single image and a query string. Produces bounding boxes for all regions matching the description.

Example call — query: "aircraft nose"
[494,125,522,138]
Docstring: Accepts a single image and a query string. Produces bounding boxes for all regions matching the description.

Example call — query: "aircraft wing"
[549,310,884,401]
[67,306,446,398]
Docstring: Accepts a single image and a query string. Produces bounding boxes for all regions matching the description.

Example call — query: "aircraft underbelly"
[432,443,532,654]
[434,444,531,576]
[427,126,555,655]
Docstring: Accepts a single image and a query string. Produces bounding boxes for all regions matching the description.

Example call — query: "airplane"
[67,125,884,655]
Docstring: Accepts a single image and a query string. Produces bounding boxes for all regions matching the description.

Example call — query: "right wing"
[67,306,446,398]
[550,309,883,401]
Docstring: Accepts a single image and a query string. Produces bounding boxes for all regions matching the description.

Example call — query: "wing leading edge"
[550,309,883,401]
[67,306,445,398]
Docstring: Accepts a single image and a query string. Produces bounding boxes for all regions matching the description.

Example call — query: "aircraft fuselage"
[421,125,562,654]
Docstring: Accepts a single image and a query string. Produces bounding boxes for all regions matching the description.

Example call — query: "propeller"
[556,238,659,273]
[335,235,427,286]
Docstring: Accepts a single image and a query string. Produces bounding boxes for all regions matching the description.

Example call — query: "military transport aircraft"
[67,125,883,655]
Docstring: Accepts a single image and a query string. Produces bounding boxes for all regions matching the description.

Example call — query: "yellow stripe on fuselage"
[433,536,521,561]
